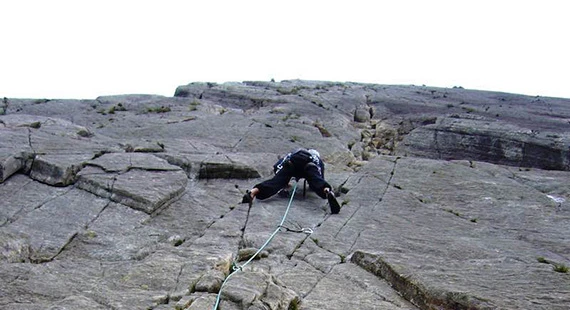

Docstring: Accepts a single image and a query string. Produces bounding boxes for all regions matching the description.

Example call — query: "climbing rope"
[212,181,308,310]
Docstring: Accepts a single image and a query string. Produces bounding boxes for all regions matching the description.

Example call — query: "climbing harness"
[212,181,310,310]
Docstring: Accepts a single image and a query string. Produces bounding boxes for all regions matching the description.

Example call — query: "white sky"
[2,1,569,99]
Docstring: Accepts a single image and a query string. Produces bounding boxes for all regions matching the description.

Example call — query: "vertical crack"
[376,157,399,206]
[87,200,112,227]
[333,159,398,240]
[332,174,371,239]
[331,158,399,255]
[300,265,328,299]
[45,232,79,262]
[286,232,313,260]
[347,229,364,254]
[26,127,37,174]
[26,128,36,154]
[239,201,253,249]
[35,198,112,263]
[173,263,186,293]
[434,128,442,159]
[333,202,364,239]
[232,137,244,151]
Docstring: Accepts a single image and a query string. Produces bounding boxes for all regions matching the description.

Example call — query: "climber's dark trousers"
[254,162,330,200]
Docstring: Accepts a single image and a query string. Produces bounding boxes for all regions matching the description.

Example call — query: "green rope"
[212,181,299,310]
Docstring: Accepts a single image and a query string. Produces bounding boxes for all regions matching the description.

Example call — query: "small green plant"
[313,121,332,137]
[109,103,127,114]
[341,199,350,206]
[189,99,201,111]
[290,135,300,143]
[339,254,346,263]
[85,230,97,239]
[77,129,93,138]
[277,86,301,95]
[269,107,285,114]
[470,218,478,223]
[288,297,300,310]
[553,264,569,273]
[311,238,319,246]
[282,112,300,121]
[537,257,549,264]
[147,106,171,113]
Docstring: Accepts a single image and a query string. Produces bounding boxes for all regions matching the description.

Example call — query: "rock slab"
[1,81,569,309]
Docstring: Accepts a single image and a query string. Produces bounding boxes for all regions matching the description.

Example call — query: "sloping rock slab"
[77,166,188,214]
[352,251,494,310]
[30,154,92,186]
[1,189,109,262]
[46,295,109,310]
[0,122,33,182]
[1,114,118,155]
[0,151,28,183]
[63,202,161,261]
[399,117,570,170]
[334,156,570,310]
[300,263,418,310]
[76,152,188,213]
[87,152,182,172]
[0,231,30,263]
[0,174,70,227]
[186,153,265,179]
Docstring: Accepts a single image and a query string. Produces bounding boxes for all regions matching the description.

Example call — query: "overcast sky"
[2,1,569,100]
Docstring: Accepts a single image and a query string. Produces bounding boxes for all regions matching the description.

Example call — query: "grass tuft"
[553,264,569,273]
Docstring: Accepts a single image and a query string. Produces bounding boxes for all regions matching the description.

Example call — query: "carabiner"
[302,227,313,234]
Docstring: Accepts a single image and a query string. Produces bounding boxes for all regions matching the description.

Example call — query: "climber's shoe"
[327,191,340,214]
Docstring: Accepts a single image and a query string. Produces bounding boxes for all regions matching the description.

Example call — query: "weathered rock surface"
[1,81,569,309]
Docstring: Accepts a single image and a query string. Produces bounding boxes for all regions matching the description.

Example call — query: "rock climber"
[241,148,341,214]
